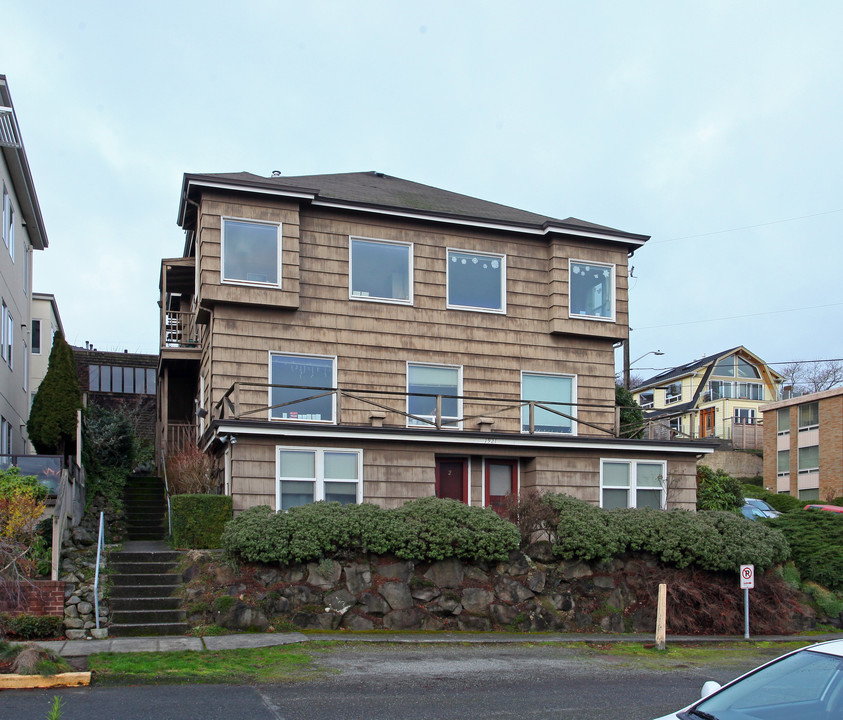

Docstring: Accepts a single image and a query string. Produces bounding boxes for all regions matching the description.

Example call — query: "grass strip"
[89,645,321,685]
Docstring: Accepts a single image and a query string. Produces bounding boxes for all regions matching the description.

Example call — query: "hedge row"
[221,497,520,565]
[171,495,233,549]
[770,511,843,592]
[544,494,790,572]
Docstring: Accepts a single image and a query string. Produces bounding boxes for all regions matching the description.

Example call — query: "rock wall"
[184,548,675,634]
[698,450,763,480]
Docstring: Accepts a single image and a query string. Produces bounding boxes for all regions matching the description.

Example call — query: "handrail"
[162,451,172,536]
[93,511,105,629]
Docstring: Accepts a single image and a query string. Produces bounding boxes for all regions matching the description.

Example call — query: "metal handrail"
[93,511,105,629]
[162,451,172,536]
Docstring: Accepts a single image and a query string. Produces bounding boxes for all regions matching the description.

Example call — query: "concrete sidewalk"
[30,631,843,658]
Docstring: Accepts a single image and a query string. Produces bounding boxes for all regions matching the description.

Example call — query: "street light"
[624,349,664,390]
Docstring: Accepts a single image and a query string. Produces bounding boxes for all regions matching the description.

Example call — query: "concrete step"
[126,530,168,541]
[110,608,186,625]
[109,622,190,637]
[111,561,178,574]
[109,584,182,599]
[110,597,182,611]
[110,573,181,587]
[110,551,181,564]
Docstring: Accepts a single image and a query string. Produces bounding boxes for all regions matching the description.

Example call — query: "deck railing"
[162,310,199,349]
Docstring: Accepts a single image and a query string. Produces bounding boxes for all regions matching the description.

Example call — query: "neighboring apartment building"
[760,386,843,501]
[632,347,782,444]
[74,347,158,447]
[30,292,63,399]
[0,76,48,457]
[158,171,712,514]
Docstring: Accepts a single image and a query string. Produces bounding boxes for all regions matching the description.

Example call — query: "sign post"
[740,564,754,639]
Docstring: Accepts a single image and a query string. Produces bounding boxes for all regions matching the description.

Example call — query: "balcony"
[163,310,200,350]
[207,382,623,438]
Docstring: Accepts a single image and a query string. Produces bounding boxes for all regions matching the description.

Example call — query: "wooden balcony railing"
[162,311,199,350]
[211,382,623,437]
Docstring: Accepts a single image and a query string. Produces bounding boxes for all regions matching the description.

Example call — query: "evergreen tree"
[615,384,644,438]
[26,331,82,456]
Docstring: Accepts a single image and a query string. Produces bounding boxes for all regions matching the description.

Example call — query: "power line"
[650,208,843,244]
[634,302,843,330]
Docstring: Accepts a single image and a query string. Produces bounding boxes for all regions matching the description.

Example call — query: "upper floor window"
[1,303,12,370]
[777,449,790,476]
[88,365,156,395]
[664,382,682,404]
[798,402,819,430]
[713,355,761,379]
[270,353,335,422]
[407,362,461,428]
[447,249,505,313]
[521,372,575,434]
[31,320,41,354]
[798,445,819,474]
[221,218,281,287]
[638,391,654,409]
[349,237,412,304]
[569,260,614,320]
[777,407,790,434]
[709,380,763,401]
[2,183,13,262]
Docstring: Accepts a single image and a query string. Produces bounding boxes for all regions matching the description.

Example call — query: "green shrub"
[221,498,519,565]
[0,467,47,502]
[171,495,233,549]
[0,613,64,639]
[804,582,843,619]
[696,466,742,513]
[85,465,128,513]
[541,493,789,572]
[770,511,843,592]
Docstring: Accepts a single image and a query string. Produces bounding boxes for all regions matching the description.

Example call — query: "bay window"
[569,260,614,320]
[222,217,281,286]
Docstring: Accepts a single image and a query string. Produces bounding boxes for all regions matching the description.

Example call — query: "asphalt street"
[0,643,775,720]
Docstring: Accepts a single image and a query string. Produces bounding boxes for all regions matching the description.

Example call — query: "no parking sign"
[740,564,755,590]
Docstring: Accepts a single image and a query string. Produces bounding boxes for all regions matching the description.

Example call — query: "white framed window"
[407,362,462,428]
[601,459,666,509]
[664,382,682,404]
[569,260,615,321]
[521,371,576,434]
[22,341,27,392]
[446,249,505,313]
[798,402,819,431]
[638,391,654,409]
[221,217,281,286]
[777,449,790,476]
[276,446,362,511]
[270,353,336,422]
[733,408,756,425]
[1,302,11,369]
[31,319,41,355]
[0,417,11,456]
[777,407,790,435]
[2,183,13,261]
[669,417,682,434]
[798,445,819,474]
[349,237,412,304]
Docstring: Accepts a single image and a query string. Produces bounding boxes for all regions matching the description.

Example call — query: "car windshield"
[692,648,843,720]
[746,498,773,512]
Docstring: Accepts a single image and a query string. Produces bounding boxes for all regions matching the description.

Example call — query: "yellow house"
[632,347,783,443]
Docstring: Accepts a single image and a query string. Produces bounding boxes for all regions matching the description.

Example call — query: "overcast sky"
[1,1,841,380]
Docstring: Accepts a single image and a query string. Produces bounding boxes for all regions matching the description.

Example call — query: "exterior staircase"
[108,477,187,636]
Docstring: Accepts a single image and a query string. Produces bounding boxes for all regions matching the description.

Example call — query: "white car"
[653,638,843,719]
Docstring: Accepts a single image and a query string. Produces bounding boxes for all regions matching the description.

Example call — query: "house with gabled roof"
[157,170,712,514]
[632,346,783,445]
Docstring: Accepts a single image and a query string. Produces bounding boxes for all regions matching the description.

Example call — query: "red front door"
[435,458,467,502]
[485,459,517,515]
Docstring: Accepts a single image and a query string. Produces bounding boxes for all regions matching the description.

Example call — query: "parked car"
[744,497,781,518]
[740,504,768,521]
[653,638,843,719]
[804,504,843,513]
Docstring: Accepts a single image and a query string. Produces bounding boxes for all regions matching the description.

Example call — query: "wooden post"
[655,583,667,650]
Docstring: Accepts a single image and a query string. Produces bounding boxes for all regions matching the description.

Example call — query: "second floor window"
[1,303,12,369]
[2,183,13,261]
[31,319,41,354]
[798,445,819,473]
[664,382,682,404]
[270,353,335,422]
[798,402,819,430]
[521,372,575,434]
[570,260,614,320]
[407,363,461,427]
[638,391,654,409]
[350,237,412,304]
[221,218,281,286]
[447,249,505,313]
[777,449,790,475]
[733,408,756,425]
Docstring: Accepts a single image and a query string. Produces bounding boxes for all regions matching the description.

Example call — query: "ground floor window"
[600,459,666,509]
[276,447,362,510]
[798,488,820,501]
